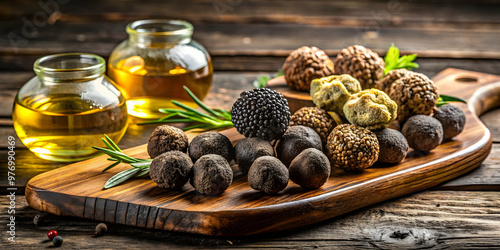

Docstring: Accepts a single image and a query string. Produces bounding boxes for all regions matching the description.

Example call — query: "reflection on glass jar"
[108,19,213,119]
[12,53,128,162]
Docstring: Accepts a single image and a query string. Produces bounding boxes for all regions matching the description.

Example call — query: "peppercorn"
[52,235,63,247]
[95,223,108,236]
[47,230,58,240]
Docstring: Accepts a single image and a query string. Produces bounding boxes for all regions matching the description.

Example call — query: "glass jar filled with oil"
[12,53,128,162]
[108,19,213,119]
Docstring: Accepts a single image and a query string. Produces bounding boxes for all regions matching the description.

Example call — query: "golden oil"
[13,94,128,162]
[107,56,213,119]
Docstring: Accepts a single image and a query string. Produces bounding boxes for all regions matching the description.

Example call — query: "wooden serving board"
[26,68,498,236]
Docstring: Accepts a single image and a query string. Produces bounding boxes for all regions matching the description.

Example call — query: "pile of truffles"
[147,125,234,196]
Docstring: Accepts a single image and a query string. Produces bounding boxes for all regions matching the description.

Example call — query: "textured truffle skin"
[402,115,444,152]
[310,74,362,115]
[282,46,335,91]
[190,154,233,196]
[334,45,385,89]
[376,69,415,94]
[289,107,336,144]
[150,151,193,189]
[289,148,331,189]
[343,89,398,130]
[235,138,275,174]
[188,132,234,164]
[387,72,439,123]
[433,104,466,140]
[326,124,379,172]
[276,126,323,167]
[147,125,189,158]
[374,128,409,164]
[231,88,291,141]
[248,156,289,194]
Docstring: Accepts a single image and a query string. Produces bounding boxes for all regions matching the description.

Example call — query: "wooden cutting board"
[26,68,498,236]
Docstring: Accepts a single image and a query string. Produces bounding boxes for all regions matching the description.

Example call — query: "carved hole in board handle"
[455,76,478,83]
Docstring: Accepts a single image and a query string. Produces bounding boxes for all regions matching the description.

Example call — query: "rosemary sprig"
[437,94,467,107]
[253,69,284,89]
[138,86,233,131]
[384,44,419,74]
[92,135,152,189]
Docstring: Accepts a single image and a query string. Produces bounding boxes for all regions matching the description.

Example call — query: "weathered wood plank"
[2,191,499,248]
[1,0,499,27]
[2,21,500,61]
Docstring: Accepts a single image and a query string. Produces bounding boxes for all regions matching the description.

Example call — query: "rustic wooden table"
[1,1,500,248]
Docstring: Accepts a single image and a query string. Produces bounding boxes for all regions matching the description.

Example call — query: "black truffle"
[235,137,275,174]
[433,104,466,140]
[289,148,331,189]
[276,126,322,167]
[248,156,289,194]
[190,154,233,196]
[402,115,444,152]
[231,88,291,141]
[374,128,409,164]
[189,132,234,163]
[150,151,193,189]
[148,125,189,158]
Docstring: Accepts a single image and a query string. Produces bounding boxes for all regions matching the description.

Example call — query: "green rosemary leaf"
[436,94,467,107]
[104,134,122,152]
[130,161,152,168]
[104,168,141,189]
[136,168,150,177]
[183,86,224,118]
[92,146,140,163]
[101,161,121,172]
[171,100,215,120]
[182,123,212,131]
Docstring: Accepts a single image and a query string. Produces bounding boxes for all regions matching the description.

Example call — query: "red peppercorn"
[47,230,58,240]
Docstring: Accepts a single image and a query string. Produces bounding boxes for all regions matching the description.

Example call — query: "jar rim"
[126,19,193,37]
[33,53,106,81]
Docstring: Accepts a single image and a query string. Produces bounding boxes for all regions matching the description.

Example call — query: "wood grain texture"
[4,191,500,248]
[24,69,495,236]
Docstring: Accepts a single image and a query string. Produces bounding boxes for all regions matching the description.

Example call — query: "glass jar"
[12,53,129,162]
[108,19,213,119]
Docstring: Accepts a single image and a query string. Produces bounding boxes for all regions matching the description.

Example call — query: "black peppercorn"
[52,235,63,247]
[95,223,108,236]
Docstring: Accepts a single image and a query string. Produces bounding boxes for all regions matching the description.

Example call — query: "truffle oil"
[108,56,213,119]
[12,94,128,162]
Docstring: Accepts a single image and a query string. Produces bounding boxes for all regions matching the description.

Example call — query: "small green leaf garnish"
[253,69,284,89]
[436,94,467,107]
[92,135,152,189]
[384,44,419,74]
[138,86,233,131]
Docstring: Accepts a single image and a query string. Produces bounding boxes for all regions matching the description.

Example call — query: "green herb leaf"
[384,44,419,74]
[436,94,467,107]
[253,69,284,89]
[104,168,142,189]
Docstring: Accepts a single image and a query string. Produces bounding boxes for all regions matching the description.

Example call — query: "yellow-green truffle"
[343,89,397,130]
[310,74,362,115]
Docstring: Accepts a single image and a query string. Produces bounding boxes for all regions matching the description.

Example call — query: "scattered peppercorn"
[52,235,63,247]
[248,156,289,194]
[234,138,275,174]
[147,125,189,158]
[190,154,233,196]
[276,125,322,167]
[289,148,331,189]
[150,151,193,189]
[189,132,234,164]
[374,128,409,164]
[402,115,444,151]
[95,223,108,236]
[47,230,58,240]
[433,104,466,140]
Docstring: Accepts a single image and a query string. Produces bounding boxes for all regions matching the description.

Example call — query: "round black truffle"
[433,104,466,140]
[402,115,444,152]
[190,154,233,196]
[189,132,234,164]
[235,137,275,174]
[248,156,289,194]
[289,148,331,189]
[231,88,291,141]
[148,125,189,158]
[374,128,409,164]
[150,151,193,189]
[276,125,322,167]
